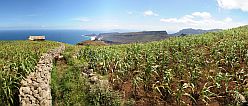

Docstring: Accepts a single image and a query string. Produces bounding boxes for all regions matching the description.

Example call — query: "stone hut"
[28,36,45,41]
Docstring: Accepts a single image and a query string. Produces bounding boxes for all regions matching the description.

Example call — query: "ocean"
[0,29,99,44]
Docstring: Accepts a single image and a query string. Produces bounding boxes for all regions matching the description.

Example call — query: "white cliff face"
[91,36,96,41]
[19,44,65,106]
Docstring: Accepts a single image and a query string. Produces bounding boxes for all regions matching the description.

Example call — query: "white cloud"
[73,17,90,22]
[160,12,246,32]
[184,15,194,19]
[160,12,212,23]
[143,10,159,16]
[224,17,232,22]
[217,0,248,12]
[192,12,212,18]
[75,12,245,33]
[160,18,178,23]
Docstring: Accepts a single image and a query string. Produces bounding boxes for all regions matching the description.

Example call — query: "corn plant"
[76,25,248,105]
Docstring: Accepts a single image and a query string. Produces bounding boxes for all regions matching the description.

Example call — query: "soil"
[109,73,237,106]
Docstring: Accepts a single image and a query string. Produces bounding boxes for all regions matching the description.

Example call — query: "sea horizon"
[0,29,101,44]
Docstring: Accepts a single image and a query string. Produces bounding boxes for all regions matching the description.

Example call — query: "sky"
[0,0,248,33]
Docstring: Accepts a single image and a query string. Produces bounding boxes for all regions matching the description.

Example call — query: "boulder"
[21,87,31,94]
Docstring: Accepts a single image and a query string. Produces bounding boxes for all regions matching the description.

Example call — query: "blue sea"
[0,29,99,44]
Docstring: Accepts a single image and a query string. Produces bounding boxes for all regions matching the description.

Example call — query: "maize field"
[77,26,248,105]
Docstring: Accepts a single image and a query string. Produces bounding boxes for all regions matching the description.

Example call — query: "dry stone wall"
[19,44,65,106]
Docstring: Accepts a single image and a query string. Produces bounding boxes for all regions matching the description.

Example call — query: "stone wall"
[19,44,65,106]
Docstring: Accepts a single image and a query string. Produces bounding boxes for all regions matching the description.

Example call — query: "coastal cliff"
[85,31,169,44]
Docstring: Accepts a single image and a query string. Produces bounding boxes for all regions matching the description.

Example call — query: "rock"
[38,87,42,93]
[37,68,43,72]
[44,78,49,84]
[29,96,36,104]
[19,92,24,96]
[40,90,49,98]
[37,96,43,101]
[21,87,30,94]
[33,90,38,94]
[82,72,88,77]
[89,76,99,83]
[37,77,43,83]
[239,93,247,102]
[44,66,51,71]
[41,71,46,76]
[27,79,32,84]
[59,55,63,59]
[30,72,35,77]
[34,94,40,98]
[33,81,39,89]
[36,99,40,104]
[47,94,52,100]
[40,100,49,106]
[21,101,27,106]
[30,76,36,81]
[30,86,35,92]
[86,69,94,74]
[40,73,45,78]
[89,73,95,77]
[22,98,29,104]
[21,80,28,86]
[38,60,45,64]
[39,82,47,89]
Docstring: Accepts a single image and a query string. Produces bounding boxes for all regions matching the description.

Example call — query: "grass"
[51,45,121,106]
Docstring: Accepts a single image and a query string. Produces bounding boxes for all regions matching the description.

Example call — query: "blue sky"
[0,0,247,33]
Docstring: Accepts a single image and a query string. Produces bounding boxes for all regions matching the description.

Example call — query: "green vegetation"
[2,25,248,106]
[51,45,121,106]
[0,41,60,105]
[74,26,248,105]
